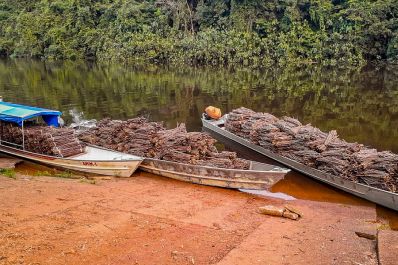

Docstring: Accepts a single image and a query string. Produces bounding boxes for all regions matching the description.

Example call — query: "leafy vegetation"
[32,169,95,183]
[0,168,16,179]
[79,178,97,185]
[0,0,397,67]
[33,169,75,179]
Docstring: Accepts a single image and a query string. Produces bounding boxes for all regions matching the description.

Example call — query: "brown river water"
[1,59,398,228]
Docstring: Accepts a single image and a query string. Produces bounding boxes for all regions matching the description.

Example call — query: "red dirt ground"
[0,170,391,265]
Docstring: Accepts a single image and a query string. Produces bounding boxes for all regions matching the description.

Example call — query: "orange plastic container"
[205,106,222,120]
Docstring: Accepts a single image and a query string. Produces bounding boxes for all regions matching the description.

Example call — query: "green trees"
[0,0,397,67]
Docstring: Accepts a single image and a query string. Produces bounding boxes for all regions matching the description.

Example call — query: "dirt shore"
[0,170,394,265]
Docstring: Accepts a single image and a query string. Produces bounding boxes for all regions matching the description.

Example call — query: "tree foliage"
[0,0,397,67]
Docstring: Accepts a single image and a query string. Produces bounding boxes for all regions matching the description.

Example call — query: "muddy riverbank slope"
[0,171,396,265]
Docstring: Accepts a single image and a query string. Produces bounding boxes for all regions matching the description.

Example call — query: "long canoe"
[0,144,142,177]
[202,114,398,211]
[139,157,289,190]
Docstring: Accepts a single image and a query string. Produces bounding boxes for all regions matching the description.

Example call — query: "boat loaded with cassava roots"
[1,123,84,157]
[78,117,250,169]
[77,117,289,190]
[222,107,398,193]
[0,101,143,177]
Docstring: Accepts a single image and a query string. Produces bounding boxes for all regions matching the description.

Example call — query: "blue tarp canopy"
[0,102,61,127]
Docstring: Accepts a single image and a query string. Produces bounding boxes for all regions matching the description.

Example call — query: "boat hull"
[0,144,142,177]
[202,116,398,211]
[140,158,288,190]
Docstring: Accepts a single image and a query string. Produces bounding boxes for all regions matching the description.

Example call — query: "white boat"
[0,144,142,177]
[0,101,142,177]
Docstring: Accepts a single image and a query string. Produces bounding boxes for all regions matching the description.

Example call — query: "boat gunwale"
[0,143,143,162]
[141,157,290,174]
[140,164,281,184]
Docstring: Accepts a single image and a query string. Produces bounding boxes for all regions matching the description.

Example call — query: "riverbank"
[1,170,396,265]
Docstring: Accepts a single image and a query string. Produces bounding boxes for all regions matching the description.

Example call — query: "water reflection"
[0,59,397,152]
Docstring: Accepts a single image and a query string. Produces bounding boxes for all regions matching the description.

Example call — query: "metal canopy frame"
[0,120,26,150]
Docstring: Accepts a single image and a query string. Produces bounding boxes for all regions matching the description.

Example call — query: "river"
[1,58,398,227]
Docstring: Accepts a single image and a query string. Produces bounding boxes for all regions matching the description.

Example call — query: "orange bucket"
[205,106,222,120]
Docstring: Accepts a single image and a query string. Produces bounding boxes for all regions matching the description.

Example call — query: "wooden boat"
[139,157,289,190]
[202,114,398,211]
[0,101,142,177]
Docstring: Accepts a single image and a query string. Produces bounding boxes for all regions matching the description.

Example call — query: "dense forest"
[0,0,397,67]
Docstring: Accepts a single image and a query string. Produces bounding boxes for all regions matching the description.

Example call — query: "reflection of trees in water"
[0,59,397,152]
